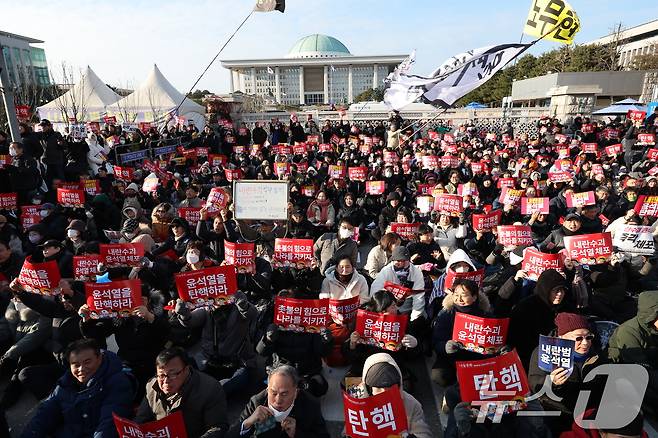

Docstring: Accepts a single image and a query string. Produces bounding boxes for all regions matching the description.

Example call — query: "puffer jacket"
[20,350,134,438]
[428,249,477,321]
[319,267,370,303]
[361,353,433,438]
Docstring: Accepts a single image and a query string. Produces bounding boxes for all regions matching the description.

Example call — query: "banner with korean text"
[272,238,314,268]
[85,279,142,318]
[174,265,238,307]
[452,312,509,354]
[274,297,329,333]
[343,386,408,438]
[18,256,61,295]
[564,232,613,264]
[355,309,407,351]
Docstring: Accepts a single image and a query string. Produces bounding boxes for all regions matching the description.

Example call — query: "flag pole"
[399,107,451,147]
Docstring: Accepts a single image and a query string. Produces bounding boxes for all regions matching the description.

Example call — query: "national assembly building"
[220,34,407,105]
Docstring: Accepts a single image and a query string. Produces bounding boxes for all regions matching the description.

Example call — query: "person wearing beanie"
[63,219,98,255]
[151,217,193,259]
[539,213,583,253]
[360,353,432,438]
[374,191,401,241]
[118,218,155,253]
[527,312,604,435]
[509,269,575,369]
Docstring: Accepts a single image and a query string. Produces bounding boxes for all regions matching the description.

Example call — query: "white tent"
[107,64,205,129]
[37,66,121,124]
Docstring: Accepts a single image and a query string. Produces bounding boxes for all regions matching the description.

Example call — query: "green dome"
[286,34,352,59]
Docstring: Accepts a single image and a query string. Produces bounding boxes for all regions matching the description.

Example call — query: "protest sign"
[80,178,100,196]
[73,255,101,281]
[456,349,529,403]
[581,143,598,154]
[366,181,385,195]
[421,155,439,169]
[520,197,549,215]
[142,177,159,193]
[174,265,238,307]
[355,309,407,351]
[328,296,360,326]
[343,386,408,438]
[0,155,11,169]
[233,180,288,220]
[648,149,658,161]
[416,196,434,214]
[498,187,525,205]
[497,178,516,189]
[471,162,488,174]
[224,168,242,182]
[458,183,479,197]
[472,210,502,231]
[452,312,510,353]
[208,154,227,167]
[348,166,368,182]
[634,195,658,217]
[293,144,307,156]
[433,194,463,215]
[177,207,201,226]
[390,223,420,241]
[113,411,187,438]
[205,187,230,213]
[548,171,572,183]
[604,144,623,156]
[613,224,656,255]
[20,205,41,229]
[306,134,319,144]
[319,143,333,152]
[85,279,142,318]
[99,243,144,267]
[639,134,656,145]
[417,184,434,195]
[444,268,485,291]
[113,166,134,181]
[274,162,290,177]
[272,238,314,268]
[383,281,412,301]
[563,232,613,264]
[329,165,346,179]
[18,256,61,295]
[0,193,17,210]
[383,151,399,164]
[224,241,256,273]
[566,191,595,208]
[497,225,533,246]
[301,185,316,197]
[538,335,575,372]
[57,188,85,208]
[627,110,646,122]
[522,248,564,281]
[274,297,329,333]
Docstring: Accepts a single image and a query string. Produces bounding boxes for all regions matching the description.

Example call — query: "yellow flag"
[523,0,580,44]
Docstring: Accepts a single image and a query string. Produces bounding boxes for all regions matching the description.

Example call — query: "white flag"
[267,66,274,74]
[384,43,531,110]
[253,0,285,12]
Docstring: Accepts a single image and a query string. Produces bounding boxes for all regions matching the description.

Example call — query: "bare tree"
[599,22,624,71]
[49,62,89,126]
[112,79,138,124]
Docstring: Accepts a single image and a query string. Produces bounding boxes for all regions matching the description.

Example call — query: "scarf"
[309,199,331,223]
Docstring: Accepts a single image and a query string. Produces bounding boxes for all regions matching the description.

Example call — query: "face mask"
[453,266,469,273]
[28,233,41,243]
[338,228,354,239]
[119,138,126,145]
[39,210,49,218]
[384,171,393,178]
[186,252,200,264]
[67,229,80,239]
[268,402,294,422]
[9,149,17,157]
[32,199,42,205]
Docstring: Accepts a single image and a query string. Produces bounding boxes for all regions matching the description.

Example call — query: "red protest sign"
[20,205,41,229]
[497,225,533,246]
[421,155,439,169]
[18,256,61,295]
[581,123,594,134]
[292,144,307,156]
[177,207,201,226]
[274,296,329,333]
[15,105,30,120]
[272,238,314,269]
[581,143,598,154]
[417,184,434,195]
[205,187,230,212]
[85,279,142,318]
[329,296,360,325]
[522,247,564,281]
[113,411,187,438]
[0,155,11,169]
[0,193,17,210]
[389,223,420,241]
[73,255,100,281]
[648,149,658,161]
[445,268,485,291]
[274,162,290,177]
[366,181,385,195]
[359,144,372,154]
[383,281,412,301]
[348,167,368,182]
[195,147,209,157]
[224,168,242,182]
[498,187,525,205]
[99,243,144,267]
[138,122,151,134]
[548,171,572,183]
[440,155,460,168]
[356,309,408,351]
[471,162,488,174]
[208,154,227,167]
[343,386,408,438]
[102,115,117,125]
[564,232,613,264]
[319,143,333,152]
[456,349,529,403]
[174,265,238,307]
[452,312,510,353]
[329,165,346,179]
[520,197,549,215]
[57,188,85,208]
[566,191,595,208]
[433,194,463,215]
[113,166,134,181]
[497,178,516,189]
[604,144,623,157]
[224,241,256,274]
[80,179,100,196]
[472,210,502,231]
[306,134,319,144]
[639,134,656,145]
[301,185,316,197]
[458,183,479,197]
[635,195,658,217]
[627,110,646,122]
[383,151,399,164]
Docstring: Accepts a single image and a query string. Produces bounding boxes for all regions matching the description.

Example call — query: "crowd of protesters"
[0,106,656,438]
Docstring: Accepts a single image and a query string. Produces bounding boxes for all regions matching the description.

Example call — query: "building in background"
[0,30,50,87]
[586,19,658,69]
[221,34,406,106]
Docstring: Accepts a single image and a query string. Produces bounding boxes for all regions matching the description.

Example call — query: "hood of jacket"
[534,268,568,306]
[637,291,658,334]
[445,248,476,271]
[442,291,491,313]
[362,352,404,391]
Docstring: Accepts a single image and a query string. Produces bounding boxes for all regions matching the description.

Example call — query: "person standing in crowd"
[37,120,67,187]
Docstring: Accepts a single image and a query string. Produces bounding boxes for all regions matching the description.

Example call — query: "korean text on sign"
[355,309,407,351]
[17,256,61,295]
[521,248,564,281]
[538,335,575,372]
[224,241,256,273]
[563,232,613,265]
[99,243,144,268]
[272,238,314,268]
[328,296,359,325]
[85,279,142,319]
[342,385,408,438]
[113,411,187,438]
[174,265,238,307]
[452,312,510,353]
[274,296,329,333]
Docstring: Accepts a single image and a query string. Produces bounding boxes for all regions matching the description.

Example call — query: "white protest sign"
[613,225,656,255]
[233,180,289,220]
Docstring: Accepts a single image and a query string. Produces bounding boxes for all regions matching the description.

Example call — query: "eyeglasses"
[574,335,595,343]
[156,368,186,381]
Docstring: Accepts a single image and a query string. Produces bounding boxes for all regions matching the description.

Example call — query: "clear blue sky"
[1,0,656,93]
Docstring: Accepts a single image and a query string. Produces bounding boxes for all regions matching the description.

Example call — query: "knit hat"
[364,363,400,388]
[390,246,411,261]
[555,312,591,336]
[126,182,139,192]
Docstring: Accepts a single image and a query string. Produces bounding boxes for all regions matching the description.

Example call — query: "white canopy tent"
[107,64,205,129]
[37,66,120,126]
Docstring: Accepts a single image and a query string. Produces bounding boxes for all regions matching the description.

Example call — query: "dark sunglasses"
[575,335,595,342]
